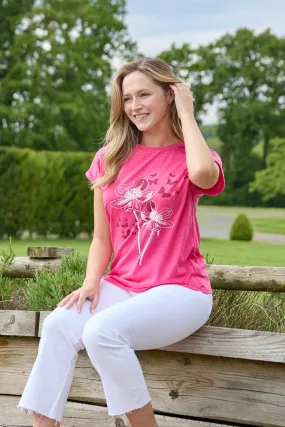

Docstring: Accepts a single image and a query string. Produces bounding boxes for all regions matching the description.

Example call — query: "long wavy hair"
[90,57,183,189]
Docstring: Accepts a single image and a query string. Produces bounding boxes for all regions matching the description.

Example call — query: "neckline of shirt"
[135,140,184,151]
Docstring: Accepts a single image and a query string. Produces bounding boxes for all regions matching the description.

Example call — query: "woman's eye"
[123,93,148,102]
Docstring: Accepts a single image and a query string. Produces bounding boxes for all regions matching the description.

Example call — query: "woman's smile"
[134,113,150,121]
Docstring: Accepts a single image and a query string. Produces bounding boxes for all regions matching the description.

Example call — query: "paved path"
[197,208,285,245]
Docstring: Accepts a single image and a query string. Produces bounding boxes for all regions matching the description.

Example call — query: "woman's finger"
[57,293,74,307]
[76,294,87,313]
[65,293,79,309]
[90,293,100,313]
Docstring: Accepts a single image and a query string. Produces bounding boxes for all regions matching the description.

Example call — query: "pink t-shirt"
[85,141,225,294]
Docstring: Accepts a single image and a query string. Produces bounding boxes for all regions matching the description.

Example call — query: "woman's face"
[122,71,173,131]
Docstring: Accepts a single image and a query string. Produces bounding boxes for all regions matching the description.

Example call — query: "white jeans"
[17,278,213,424]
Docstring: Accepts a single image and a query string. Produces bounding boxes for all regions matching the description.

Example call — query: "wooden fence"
[1,247,285,426]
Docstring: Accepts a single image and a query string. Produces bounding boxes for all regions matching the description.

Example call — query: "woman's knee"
[82,312,112,353]
[41,306,75,336]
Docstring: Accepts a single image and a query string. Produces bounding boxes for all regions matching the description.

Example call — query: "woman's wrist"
[180,111,196,124]
[83,277,101,288]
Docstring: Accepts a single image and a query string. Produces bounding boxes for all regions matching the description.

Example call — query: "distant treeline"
[1,1,284,207]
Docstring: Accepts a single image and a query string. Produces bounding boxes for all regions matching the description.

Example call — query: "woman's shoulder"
[96,145,108,157]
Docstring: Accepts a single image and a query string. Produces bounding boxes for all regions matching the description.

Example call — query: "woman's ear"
[167,87,175,104]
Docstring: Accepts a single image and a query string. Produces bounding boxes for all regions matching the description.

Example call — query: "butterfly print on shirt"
[122,229,131,239]
[149,179,158,185]
[158,186,171,198]
[167,178,178,184]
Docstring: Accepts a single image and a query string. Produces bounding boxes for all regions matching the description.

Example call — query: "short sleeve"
[85,146,106,184]
[191,149,225,197]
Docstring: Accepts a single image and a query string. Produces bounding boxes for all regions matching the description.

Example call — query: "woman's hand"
[169,79,195,120]
[57,279,100,314]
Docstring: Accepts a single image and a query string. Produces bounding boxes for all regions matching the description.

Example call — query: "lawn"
[1,236,284,267]
[250,218,285,234]
[200,238,285,267]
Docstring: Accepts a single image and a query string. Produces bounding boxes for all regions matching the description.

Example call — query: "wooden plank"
[27,246,74,258]
[39,311,285,363]
[0,257,61,278]
[39,310,52,336]
[207,264,285,291]
[1,395,235,427]
[1,337,284,427]
[162,325,285,363]
[0,310,37,336]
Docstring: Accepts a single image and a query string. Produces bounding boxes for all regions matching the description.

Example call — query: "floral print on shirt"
[110,177,174,266]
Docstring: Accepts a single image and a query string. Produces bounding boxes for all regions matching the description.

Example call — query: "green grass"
[1,236,284,267]
[200,238,285,267]
[250,218,285,234]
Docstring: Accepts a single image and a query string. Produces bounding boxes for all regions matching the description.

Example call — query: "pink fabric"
[85,141,225,294]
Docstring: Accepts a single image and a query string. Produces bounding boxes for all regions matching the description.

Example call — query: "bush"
[0,147,95,239]
[26,253,88,311]
[229,213,253,241]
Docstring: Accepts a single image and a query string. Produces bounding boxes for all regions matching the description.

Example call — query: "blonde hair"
[90,57,183,189]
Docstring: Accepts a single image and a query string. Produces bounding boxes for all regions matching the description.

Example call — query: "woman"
[17,57,225,427]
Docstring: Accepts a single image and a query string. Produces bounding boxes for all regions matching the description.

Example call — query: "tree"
[249,137,285,203]
[0,0,34,147]
[195,28,285,169]
[159,29,285,206]
[0,0,138,151]
[159,29,285,164]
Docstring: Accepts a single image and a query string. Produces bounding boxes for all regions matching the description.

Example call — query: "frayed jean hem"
[17,405,61,426]
[108,398,152,417]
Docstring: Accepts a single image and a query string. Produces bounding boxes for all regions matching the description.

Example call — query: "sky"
[123,0,285,124]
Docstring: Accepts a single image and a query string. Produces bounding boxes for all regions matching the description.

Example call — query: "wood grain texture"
[27,246,74,258]
[1,337,284,426]
[0,256,61,278]
[207,264,285,291]
[1,395,234,427]
[0,310,37,336]
[162,325,285,363]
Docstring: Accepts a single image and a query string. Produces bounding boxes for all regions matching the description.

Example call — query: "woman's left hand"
[169,80,195,120]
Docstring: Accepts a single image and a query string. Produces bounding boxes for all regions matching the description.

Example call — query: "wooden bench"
[1,247,285,426]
